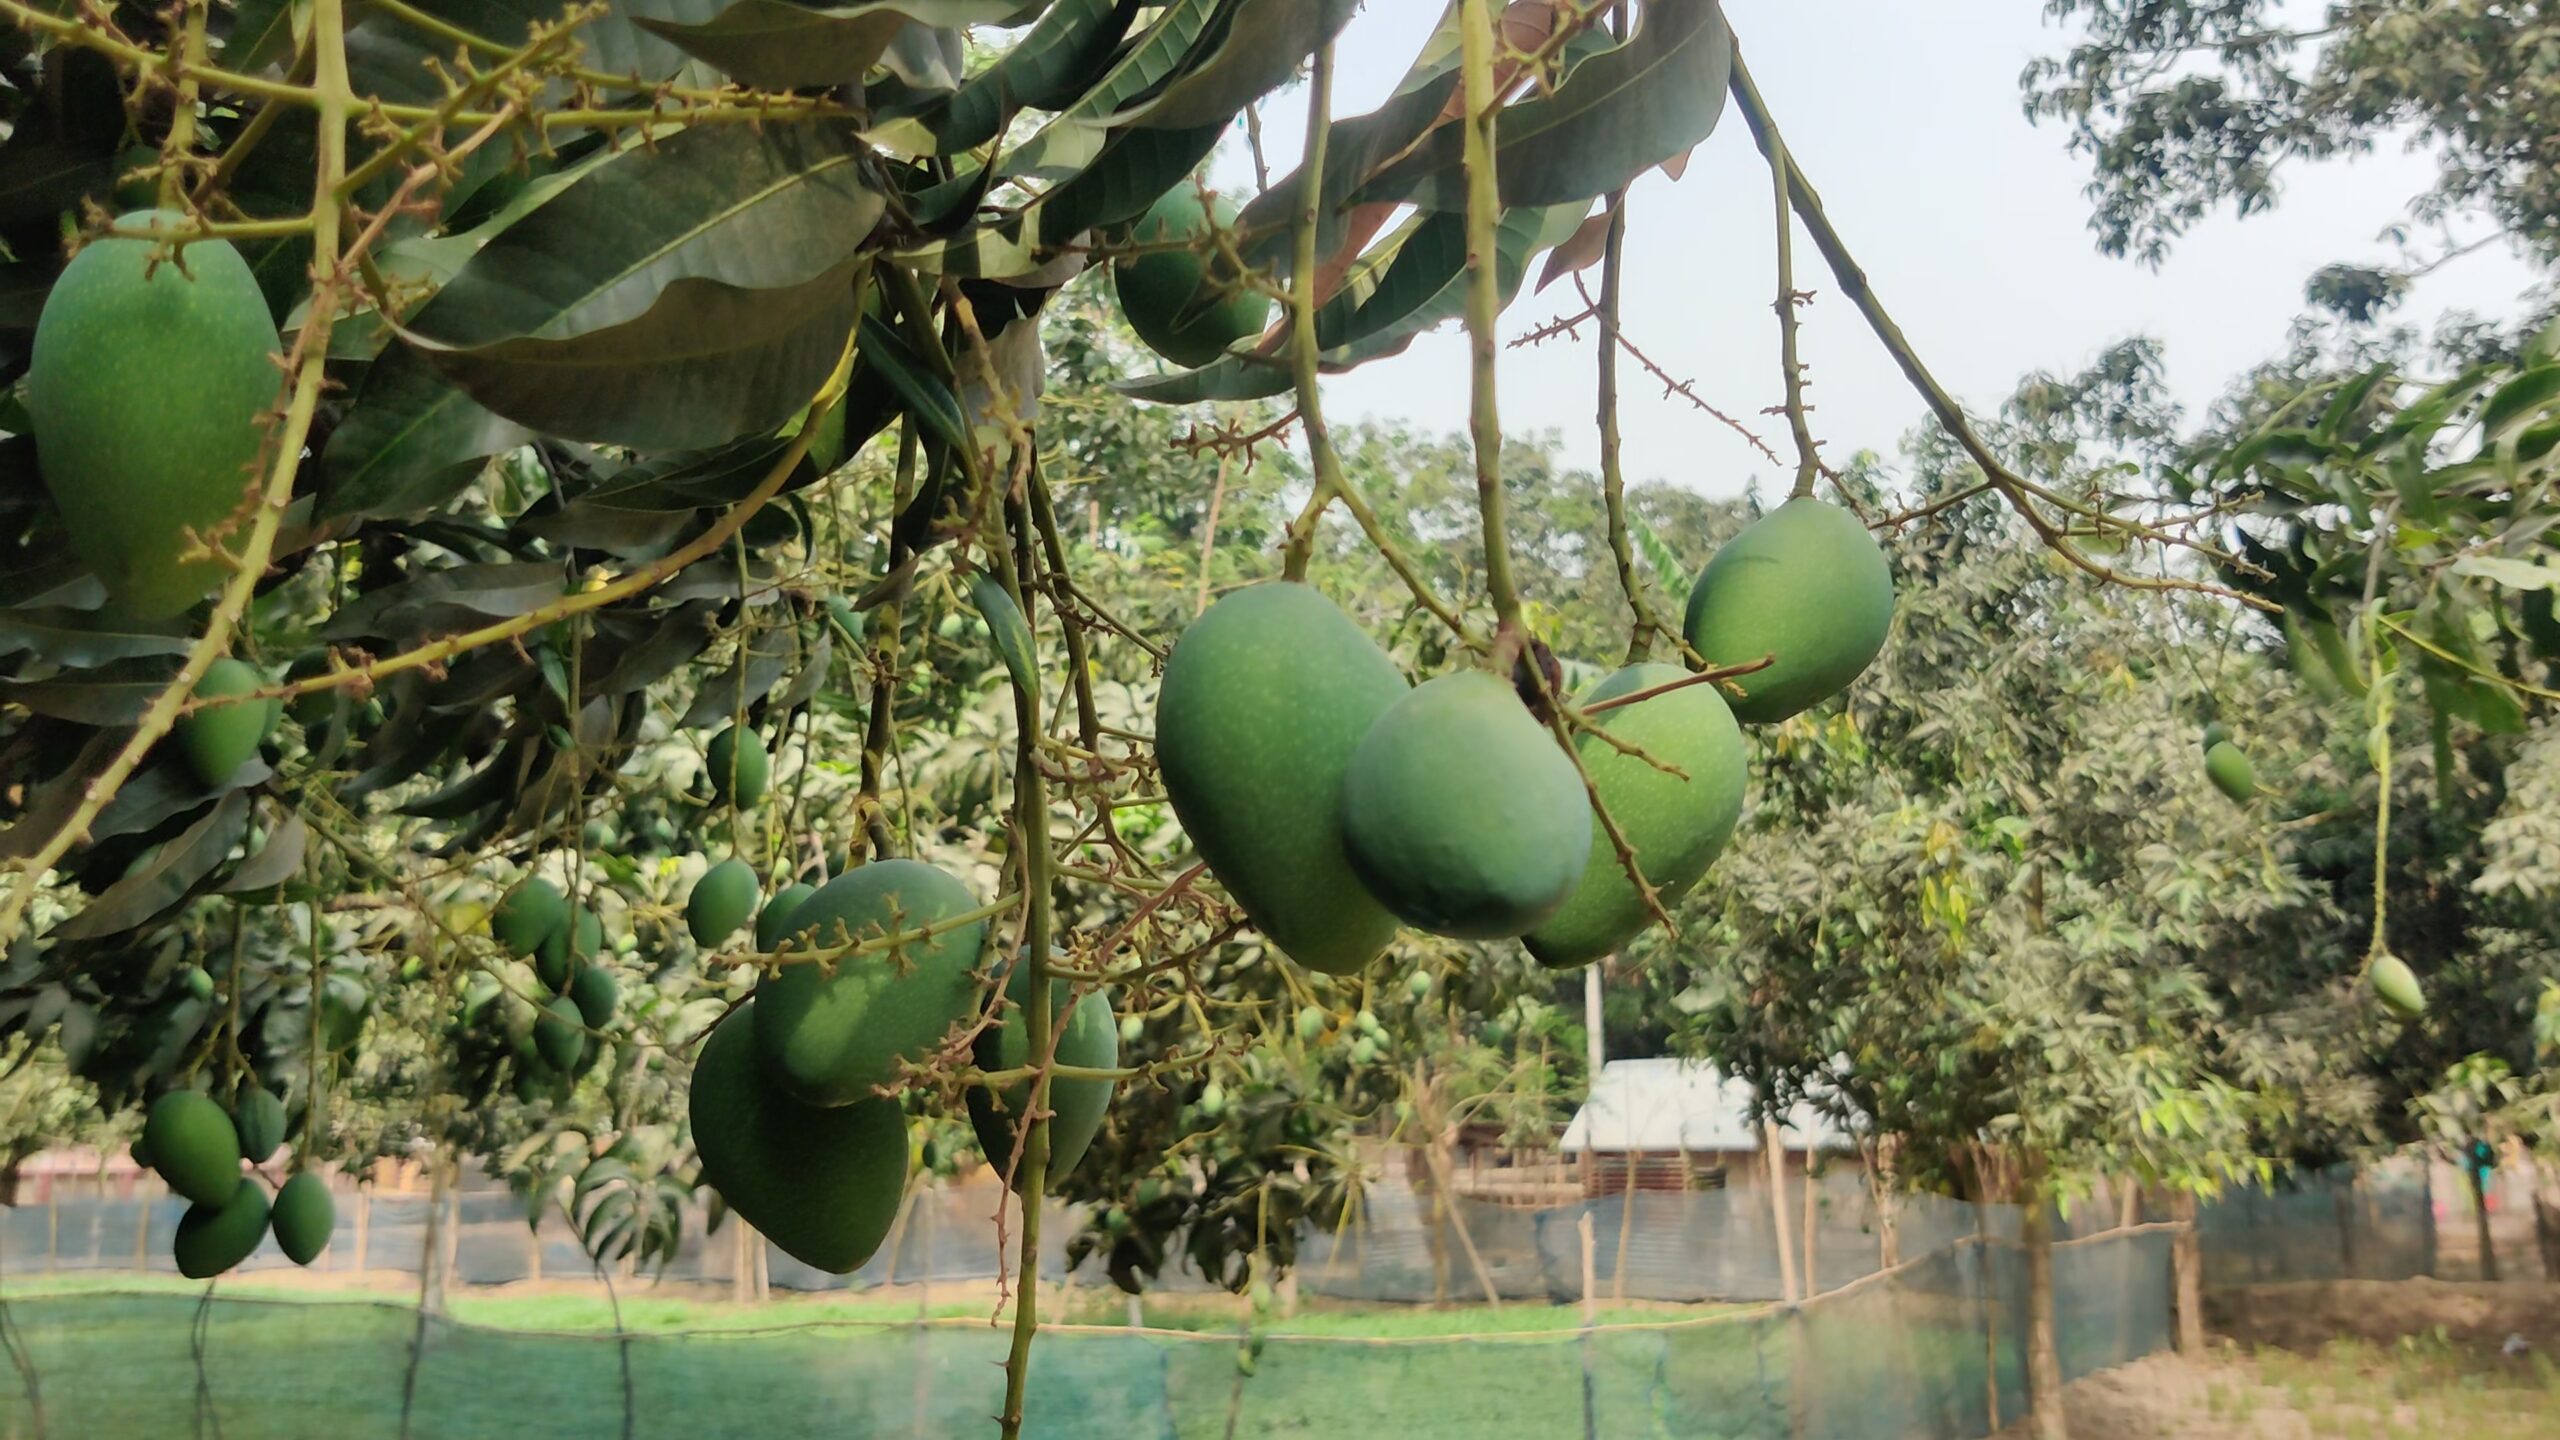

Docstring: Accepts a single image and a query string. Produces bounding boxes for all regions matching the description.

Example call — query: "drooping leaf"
[1359,0,1734,212]
[54,791,252,940]
[868,0,1139,155]
[221,814,309,899]
[679,626,798,728]
[324,562,568,640]
[0,609,194,668]
[900,122,1226,277]
[403,122,882,448]
[0,657,184,726]
[321,345,535,522]
[999,0,1224,180]
[636,0,1021,90]
[1121,0,1360,131]
[968,573,1038,697]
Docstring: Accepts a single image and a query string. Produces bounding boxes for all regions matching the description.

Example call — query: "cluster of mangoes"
[133,1088,333,1278]
[1157,495,1896,975]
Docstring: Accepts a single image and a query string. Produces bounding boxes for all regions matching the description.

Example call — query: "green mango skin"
[174,1180,270,1279]
[706,726,770,809]
[535,906,603,992]
[755,882,819,952]
[1156,584,1408,975]
[28,213,283,619]
[752,860,989,1107]
[1525,665,1749,969]
[270,1172,334,1267]
[570,961,619,1030]
[2200,722,2231,753]
[2370,954,2426,1019]
[145,1091,243,1206]
[1113,186,1272,369]
[968,961,1118,1191]
[1683,497,1896,724]
[688,859,760,948]
[232,1084,287,1165]
[690,1001,909,1275]
[2205,741,2257,803]
[535,994,587,1071]
[1339,670,1594,942]
[179,660,279,787]
[493,878,569,957]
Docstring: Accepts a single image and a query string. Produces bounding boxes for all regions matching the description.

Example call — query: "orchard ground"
[9,1272,2560,1437]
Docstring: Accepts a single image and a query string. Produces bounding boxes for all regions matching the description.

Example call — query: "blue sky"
[1199,3,2545,500]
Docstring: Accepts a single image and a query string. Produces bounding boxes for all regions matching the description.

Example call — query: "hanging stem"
[1768,128,1821,501]
[1459,0,1521,629]
[994,488,1056,1440]
[1279,42,1342,583]
[158,0,212,207]
[1592,3,1661,664]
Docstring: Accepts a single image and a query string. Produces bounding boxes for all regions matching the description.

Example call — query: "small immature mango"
[688,859,760,949]
[179,659,279,787]
[706,726,770,809]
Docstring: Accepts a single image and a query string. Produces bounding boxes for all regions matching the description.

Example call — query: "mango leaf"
[771,626,836,713]
[221,814,309,899]
[403,122,882,448]
[2450,555,2560,592]
[1122,0,1360,131]
[1233,52,1463,273]
[346,0,732,110]
[0,609,194,668]
[322,346,535,522]
[680,627,798,727]
[223,0,303,72]
[901,122,1225,277]
[1000,0,1224,180]
[0,729,128,859]
[857,315,971,449]
[0,657,183,725]
[1360,0,1733,212]
[2480,364,2560,445]
[968,573,1038,697]
[324,562,568,640]
[867,0,1138,155]
[54,792,253,940]
[636,0,1021,90]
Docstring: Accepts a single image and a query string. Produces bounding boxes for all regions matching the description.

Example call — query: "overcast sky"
[1196,2,2546,501]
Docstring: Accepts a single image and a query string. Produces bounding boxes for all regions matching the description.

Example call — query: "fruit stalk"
[1459,0,1522,627]
[0,0,355,946]
[1278,43,1343,584]
[994,494,1055,1440]
[1721,42,2275,611]
[158,0,212,208]
[1767,127,1821,502]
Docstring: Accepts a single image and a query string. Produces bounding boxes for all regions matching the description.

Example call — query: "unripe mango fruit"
[688,858,759,948]
[179,659,279,787]
[534,994,587,1070]
[753,859,988,1106]
[144,1090,242,1206]
[1113,185,1272,369]
[968,959,1118,1191]
[493,878,569,957]
[1156,584,1407,974]
[174,1179,269,1279]
[690,1001,908,1274]
[1683,497,1894,723]
[756,882,819,952]
[2205,741,2256,803]
[706,726,769,809]
[2369,953,2424,1019]
[232,1084,287,1165]
[1526,665,1748,968]
[1340,670,1593,941]
[28,212,281,618]
[270,1171,334,1266]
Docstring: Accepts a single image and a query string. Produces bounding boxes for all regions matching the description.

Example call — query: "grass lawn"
[2034,1337,2560,1439]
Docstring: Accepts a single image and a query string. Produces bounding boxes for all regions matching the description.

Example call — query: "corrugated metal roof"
[1558,1058,1854,1155]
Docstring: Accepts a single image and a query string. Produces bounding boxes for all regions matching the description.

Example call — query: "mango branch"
[0,0,364,947]
[1723,44,2279,613]
[992,486,1055,1440]
[1581,655,1777,716]
[1767,129,1823,502]
[1278,42,1345,584]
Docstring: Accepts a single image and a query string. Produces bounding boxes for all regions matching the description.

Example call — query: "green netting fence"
[0,1227,2173,1440]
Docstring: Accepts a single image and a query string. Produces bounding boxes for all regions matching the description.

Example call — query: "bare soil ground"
[2002,1280,2560,1440]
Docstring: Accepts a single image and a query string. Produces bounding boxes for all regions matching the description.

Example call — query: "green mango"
[181,966,215,1003]
[144,1090,242,1206]
[1156,583,1407,974]
[270,1171,334,1267]
[755,882,819,952]
[1113,185,1272,369]
[28,212,283,618]
[2200,722,2231,753]
[178,659,279,786]
[968,959,1117,1191]
[570,962,619,1030]
[752,860,989,1106]
[493,878,569,957]
[1526,664,1749,968]
[1682,497,1895,724]
[232,1084,287,1165]
[1294,1005,1327,1043]
[534,995,586,1071]
[174,1180,270,1279]
[688,859,760,949]
[2370,953,2425,1019]
[706,726,770,809]
[2205,741,2257,803]
[535,906,602,992]
[690,1001,908,1274]
[1340,670,1592,941]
